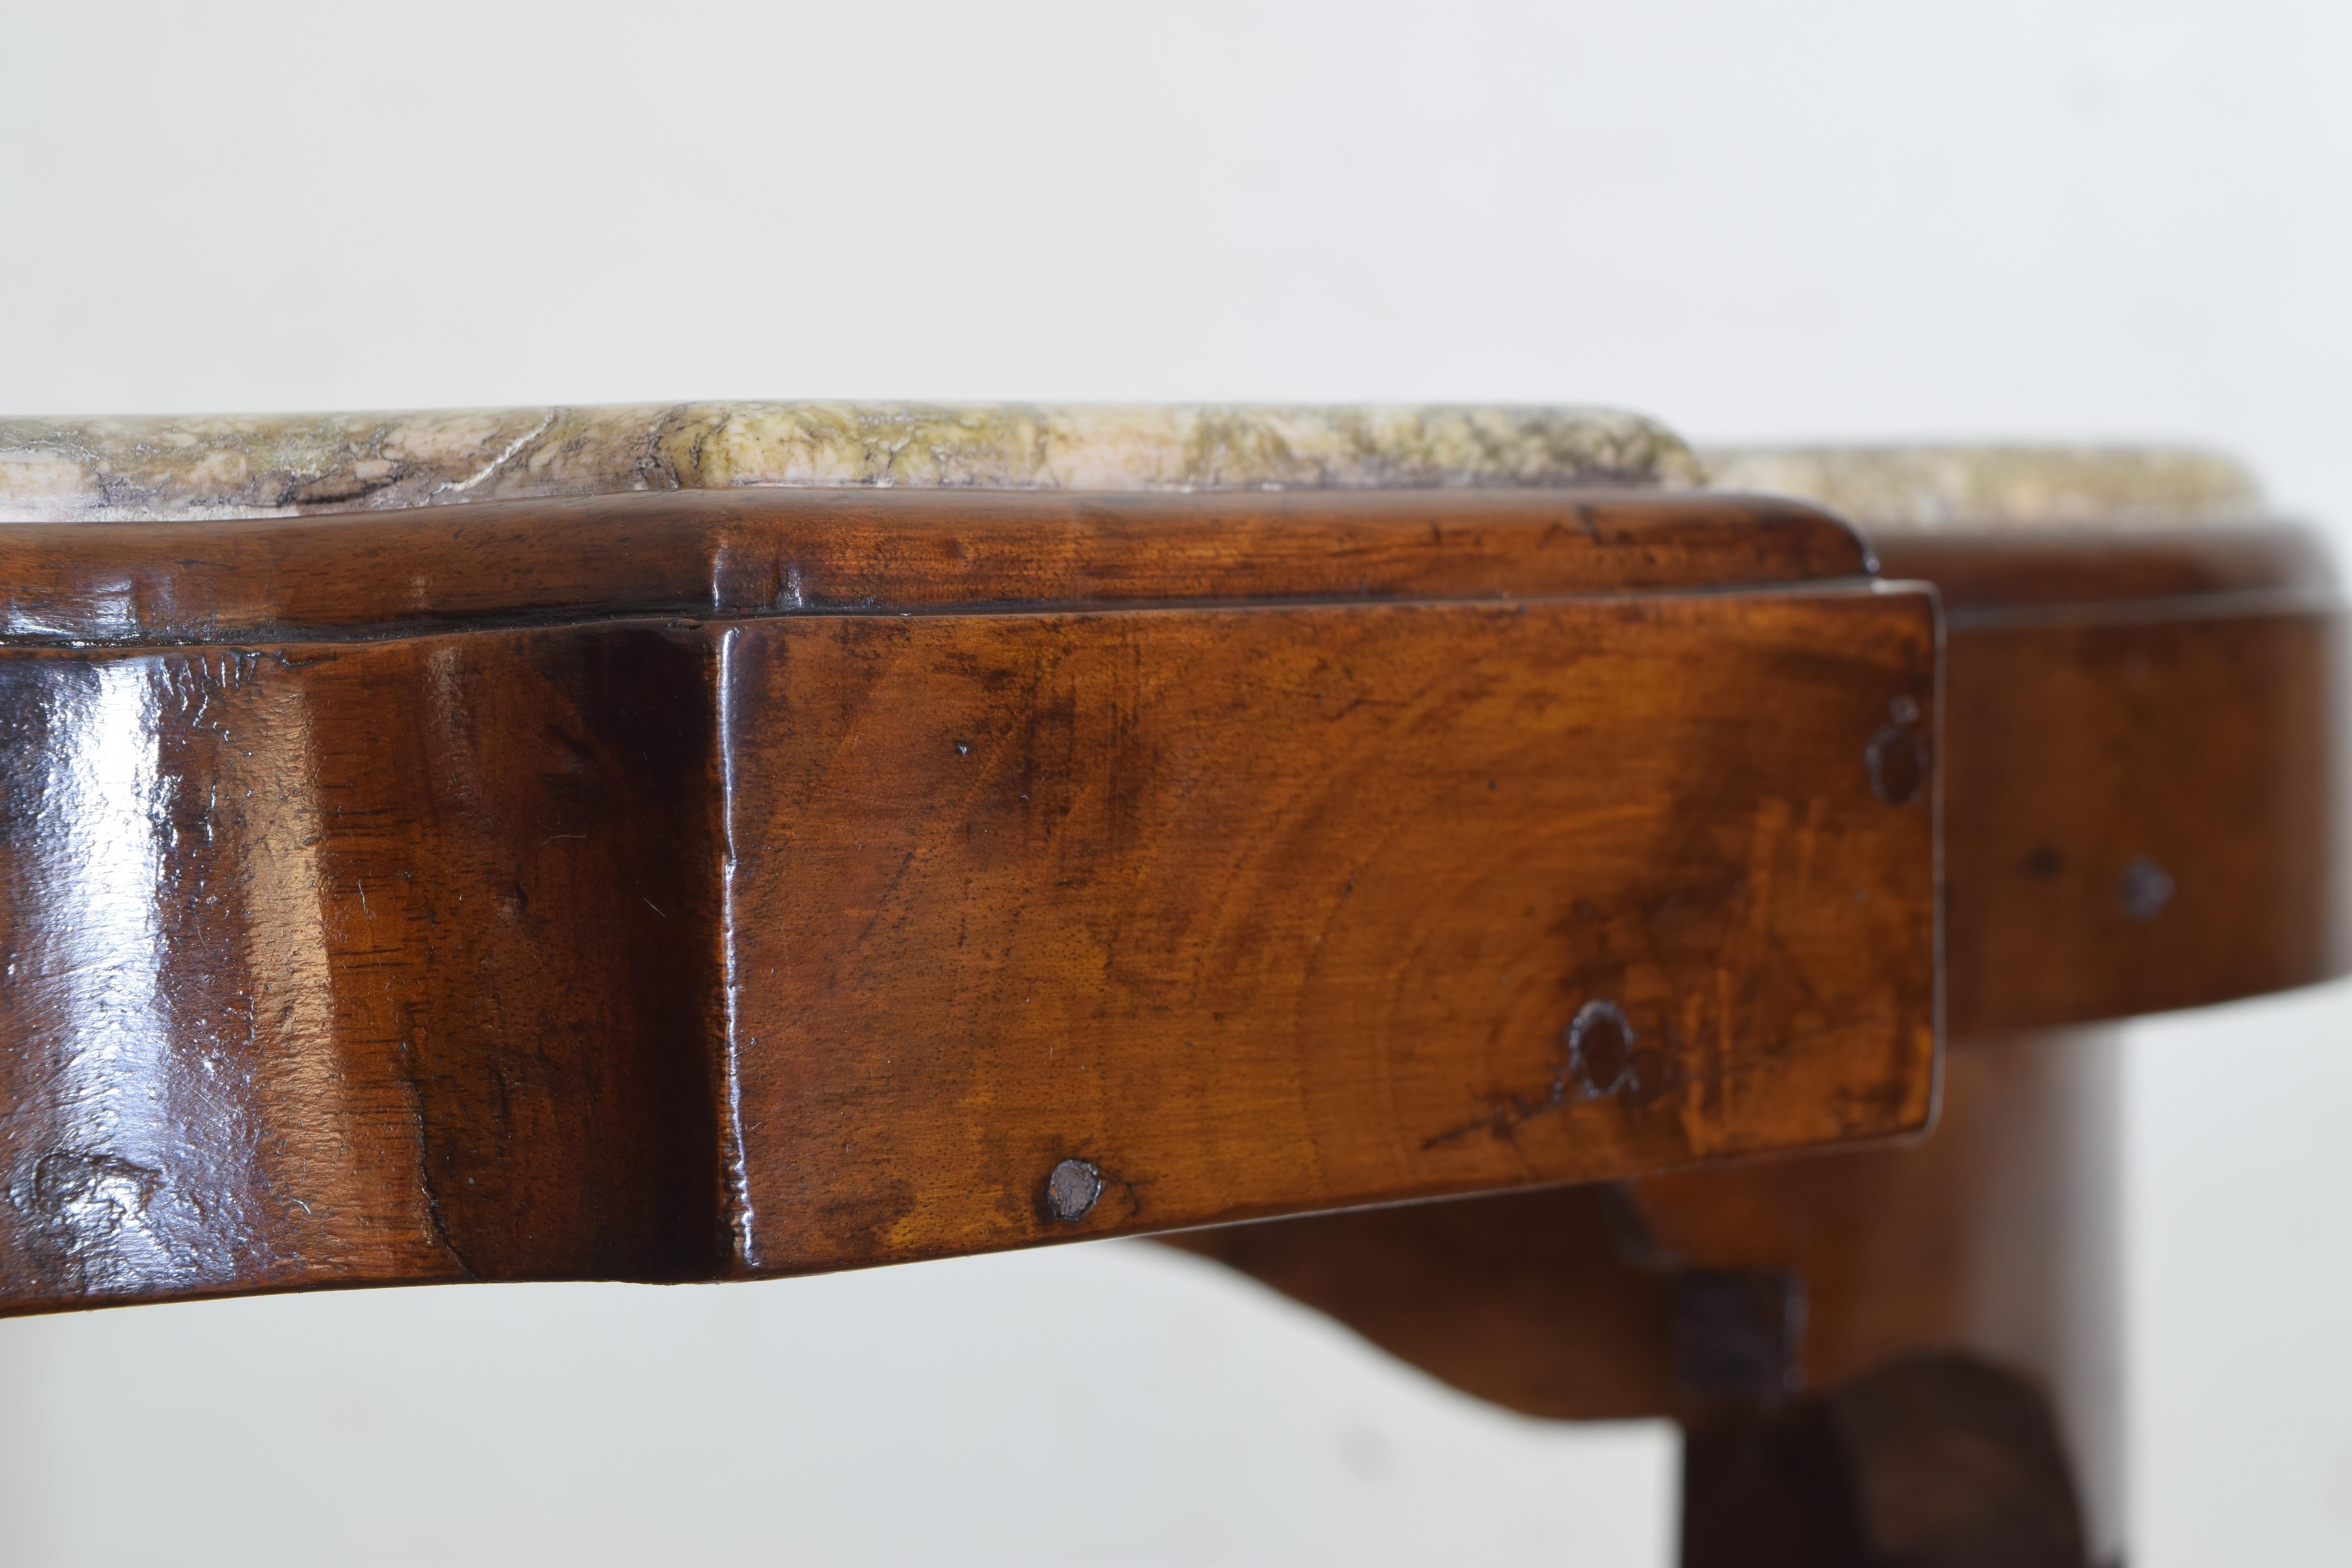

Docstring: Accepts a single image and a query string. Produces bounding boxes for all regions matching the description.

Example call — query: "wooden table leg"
[1626,1027,2122,1567]
[1173,1027,2121,1564]
[1171,1027,2120,1562]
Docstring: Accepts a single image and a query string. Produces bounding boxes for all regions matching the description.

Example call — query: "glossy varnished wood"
[0,626,730,1299]
[2,416,2343,1568]
[0,488,1940,1314]
[1626,1027,2123,1561]
[720,591,1933,1272]
[1185,1029,2122,1564]
[0,487,1865,644]
[2,477,2342,1384]
[1868,523,2329,612]
[1165,1183,1676,1420]
[1874,529,2348,1032]
[1189,518,2344,1565]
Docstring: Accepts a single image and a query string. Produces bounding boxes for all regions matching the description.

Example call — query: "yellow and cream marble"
[0,403,1700,523]
[1702,445,2264,530]
[0,401,2267,530]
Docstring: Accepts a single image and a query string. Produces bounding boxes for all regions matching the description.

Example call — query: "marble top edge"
[0,401,1702,523]
[1701,444,2267,531]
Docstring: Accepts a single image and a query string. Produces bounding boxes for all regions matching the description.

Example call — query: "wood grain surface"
[0,487,1864,645]
[1180,1027,2124,1561]
[1185,521,2343,1565]
[3,482,2340,1325]
[720,591,1936,1273]
[1874,531,2348,1032]
[0,488,1942,1314]
[0,626,729,1303]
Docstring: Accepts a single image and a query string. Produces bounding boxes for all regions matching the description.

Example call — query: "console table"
[0,404,2337,1566]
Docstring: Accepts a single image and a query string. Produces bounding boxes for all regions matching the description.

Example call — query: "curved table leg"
[1625,1027,2121,1567]
[1176,1027,2121,1566]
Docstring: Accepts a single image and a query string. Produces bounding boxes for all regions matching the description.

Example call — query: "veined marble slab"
[0,401,2263,530]
[0,403,1699,523]
[1703,445,2264,530]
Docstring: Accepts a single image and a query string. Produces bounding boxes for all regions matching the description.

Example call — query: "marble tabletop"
[1702,444,2263,531]
[0,403,1697,523]
[0,399,2263,530]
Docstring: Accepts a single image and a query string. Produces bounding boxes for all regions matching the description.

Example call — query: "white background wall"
[2,2,2349,1562]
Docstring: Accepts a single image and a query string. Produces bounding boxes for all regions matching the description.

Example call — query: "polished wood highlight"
[1877,529,2347,1034]
[0,626,729,1301]
[0,461,2341,1564]
[1186,1027,2120,1566]
[1630,1027,2123,1565]
[1182,519,2344,1567]
[0,487,1863,644]
[720,592,1932,1272]
[0,488,1937,1314]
